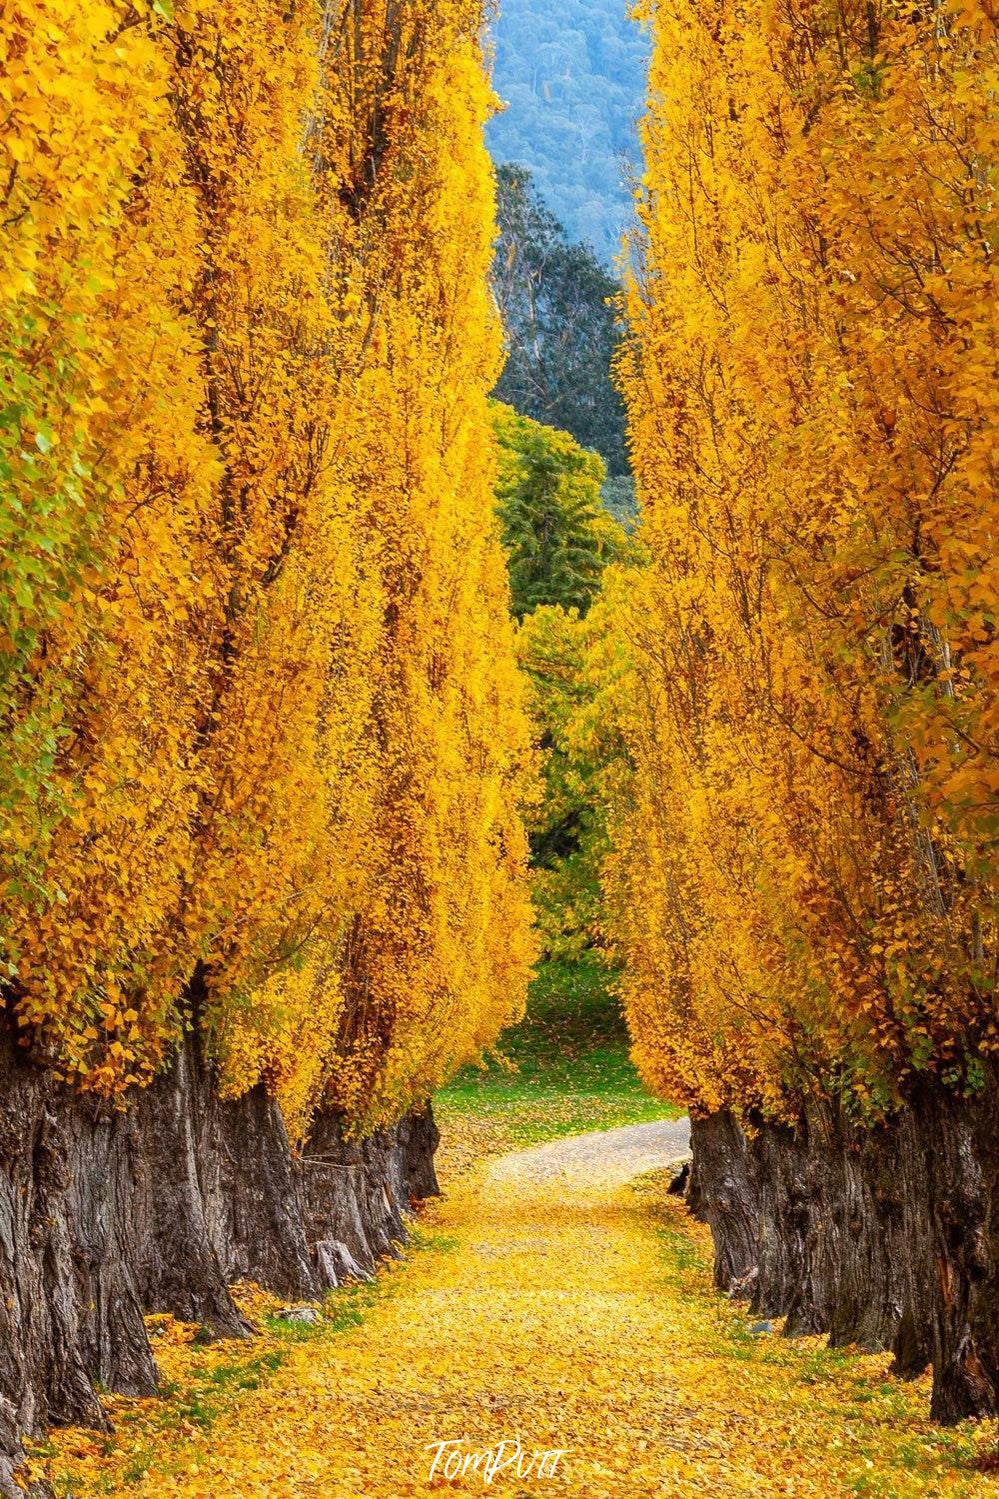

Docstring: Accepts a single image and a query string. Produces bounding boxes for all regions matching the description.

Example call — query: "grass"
[435,954,680,1161]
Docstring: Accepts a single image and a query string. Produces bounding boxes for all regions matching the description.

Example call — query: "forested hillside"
[492,166,630,477]
[487,0,647,261]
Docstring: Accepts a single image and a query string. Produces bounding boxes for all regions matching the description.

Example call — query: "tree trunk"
[692,1104,911,1344]
[123,1033,252,1336]
[688,1082,999,1422]
[962,1062,999,1419]
[399,1104,441,1200]
[0,1001,442,1490]
[301,1102,441,1286]
[812,1100,908,1354]
[907,1069,999,1422]
[127,1036,318,1320]
[744,1115,810,1325]
[0,1032,149,1492]
[687,1112,760,1297]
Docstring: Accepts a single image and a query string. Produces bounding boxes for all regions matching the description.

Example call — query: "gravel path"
[488,1116,691,1186]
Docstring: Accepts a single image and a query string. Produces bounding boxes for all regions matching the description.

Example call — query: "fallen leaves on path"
[42,1126,999,1497]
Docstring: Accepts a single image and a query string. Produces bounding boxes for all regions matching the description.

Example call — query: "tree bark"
[400,1104,441,1201]
[0,1009,441,1488]
[0,1032,148,1491]
[687,1112,760,1297]
[688,1082,999,1422]
[906,1069,999,1422]
[123,1033,253,1336]
[300,1101,441,1286]
[811,1100,908,1354]
[127,1034,319,1322]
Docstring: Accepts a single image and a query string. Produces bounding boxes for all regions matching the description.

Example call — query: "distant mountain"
[487,0,649,265]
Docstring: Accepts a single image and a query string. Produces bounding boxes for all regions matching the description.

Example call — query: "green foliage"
[492,165,630,476]
[492,403,635,963]
[493,402,623,619]
[600,474,638,528]
[0,315,104,924]
[517,603,608,957]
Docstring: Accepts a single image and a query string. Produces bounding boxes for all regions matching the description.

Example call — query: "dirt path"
[117,1121,993,1498]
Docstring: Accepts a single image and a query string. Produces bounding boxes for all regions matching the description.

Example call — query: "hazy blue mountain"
[487,0,649,265]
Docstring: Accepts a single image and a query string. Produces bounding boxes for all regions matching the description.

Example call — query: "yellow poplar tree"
[313,0,537,1133]
[614,0,999,1122]
[1,0,535,1136]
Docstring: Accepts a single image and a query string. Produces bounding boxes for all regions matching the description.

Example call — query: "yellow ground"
[40,1123,999,1498]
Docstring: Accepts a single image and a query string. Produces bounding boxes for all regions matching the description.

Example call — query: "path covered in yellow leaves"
[104,1124,998,1496]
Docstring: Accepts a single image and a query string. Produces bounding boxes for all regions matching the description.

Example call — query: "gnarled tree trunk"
[0,1032,149,1495]
[0,1008,442,1490]
[300,1102,441,1286]
[400,1104,441,1201]
[687,1112,760,1297]
[127,1033,318,1323]
[688,1081,999,1423]
[907,1070,999,1422]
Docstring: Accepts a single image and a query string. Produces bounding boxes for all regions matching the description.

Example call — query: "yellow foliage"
[614,0,999,1119]
[315,14,537,1131]
[1,0,218,1090]
[0,0,534,1134]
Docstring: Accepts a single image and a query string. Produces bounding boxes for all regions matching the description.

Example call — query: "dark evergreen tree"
[492,165,631,478]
